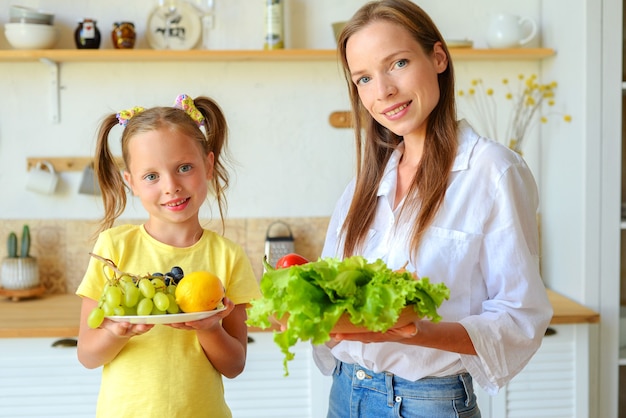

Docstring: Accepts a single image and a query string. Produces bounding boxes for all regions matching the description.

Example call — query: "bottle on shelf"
[264,0,284,50]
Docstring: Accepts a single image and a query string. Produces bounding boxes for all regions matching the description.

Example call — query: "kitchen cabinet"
[475,291,599,418]
[476,324,591,418]
[0,293,596,417]
[0,337,100,417]
[0,295,328,417]
[224,332,327,418]
[0,334,321,418]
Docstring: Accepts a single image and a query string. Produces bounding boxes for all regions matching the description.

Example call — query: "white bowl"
[9,5,54,25]
[4,22,58,50]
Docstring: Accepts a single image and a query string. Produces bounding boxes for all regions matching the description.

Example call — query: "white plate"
[146,1,201,50]
[108,306,226,324]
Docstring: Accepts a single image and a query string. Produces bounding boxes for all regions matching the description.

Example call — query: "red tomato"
[275,253,309,269]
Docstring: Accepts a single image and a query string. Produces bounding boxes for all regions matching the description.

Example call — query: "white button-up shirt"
[313,120,553,395]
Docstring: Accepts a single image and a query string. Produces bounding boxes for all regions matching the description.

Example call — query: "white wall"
[0,0,544,221]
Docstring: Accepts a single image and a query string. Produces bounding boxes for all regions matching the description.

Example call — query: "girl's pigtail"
[195,97,230,231]
[94,114,128,235]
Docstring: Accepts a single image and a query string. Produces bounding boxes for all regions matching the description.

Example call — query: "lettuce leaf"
[246,256,450,375]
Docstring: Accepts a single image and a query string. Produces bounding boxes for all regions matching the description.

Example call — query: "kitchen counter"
[0,290,599,338]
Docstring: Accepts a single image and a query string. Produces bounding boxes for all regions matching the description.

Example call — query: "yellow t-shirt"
[76,224,262,418]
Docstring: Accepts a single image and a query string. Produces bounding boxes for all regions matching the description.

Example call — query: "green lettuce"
[246,255,450,375]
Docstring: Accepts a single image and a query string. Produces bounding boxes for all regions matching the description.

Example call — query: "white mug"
[486,13,538,48]
[26,161,59,194]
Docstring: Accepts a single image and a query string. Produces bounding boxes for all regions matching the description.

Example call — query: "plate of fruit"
[108,306,227,325]
[86,253,226,328]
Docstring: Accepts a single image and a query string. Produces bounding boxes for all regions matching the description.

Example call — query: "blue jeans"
[327,361,481,418]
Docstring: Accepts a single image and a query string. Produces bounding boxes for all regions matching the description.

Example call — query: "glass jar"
[112,21,136,49]
[74,19,101,49]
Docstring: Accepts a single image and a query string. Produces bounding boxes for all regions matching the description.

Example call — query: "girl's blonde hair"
[337,0,457,259]
[93,96,230,236]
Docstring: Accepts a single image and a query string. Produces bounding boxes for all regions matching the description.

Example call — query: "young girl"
[313,1,553,417]
[76,94,261,417]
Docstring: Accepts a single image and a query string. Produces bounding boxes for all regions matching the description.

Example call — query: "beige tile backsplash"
[0,217,329,294]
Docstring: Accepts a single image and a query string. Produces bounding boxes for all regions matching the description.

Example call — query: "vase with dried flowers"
[458,74,572,154]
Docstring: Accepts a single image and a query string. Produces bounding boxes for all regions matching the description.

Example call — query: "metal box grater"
[264,221,295,269]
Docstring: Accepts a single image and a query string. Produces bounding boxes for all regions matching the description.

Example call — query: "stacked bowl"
[5,5,57,49]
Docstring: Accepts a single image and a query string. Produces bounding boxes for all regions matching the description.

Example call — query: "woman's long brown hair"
[337,0,457,259]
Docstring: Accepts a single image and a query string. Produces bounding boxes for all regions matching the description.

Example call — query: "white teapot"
[486,13,538,48]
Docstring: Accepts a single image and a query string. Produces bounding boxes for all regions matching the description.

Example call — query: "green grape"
[123,284,140,308]
[119,275,134,284]
[166,294,180,314]
[113,305,125,316]
[87,307,105,329]
[167,284,177,295]
[137,298,153,316]
[138,278,156,299]
[151,305,166,315]
[151,277,166,292]
[153,292,170,311]
[105,285,122,307]
[102,302,116,316]
[125,305,137,316]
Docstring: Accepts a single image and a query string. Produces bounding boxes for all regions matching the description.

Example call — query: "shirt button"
[356,370,366,380]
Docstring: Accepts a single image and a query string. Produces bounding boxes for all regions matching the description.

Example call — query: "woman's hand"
[329,321,418,344]
[166,297,235,331]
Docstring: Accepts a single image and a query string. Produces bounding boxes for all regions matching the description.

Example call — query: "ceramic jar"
[74,19,101,49]
[112,21,136,49]
[0,257,39,290]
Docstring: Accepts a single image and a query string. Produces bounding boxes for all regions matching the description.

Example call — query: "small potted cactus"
[1,225,39,290]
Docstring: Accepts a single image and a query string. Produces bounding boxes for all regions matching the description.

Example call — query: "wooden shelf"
[26,156,124,173]
[0,47,556,63]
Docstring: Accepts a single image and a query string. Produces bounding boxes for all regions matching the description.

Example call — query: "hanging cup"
[26,161,59,194]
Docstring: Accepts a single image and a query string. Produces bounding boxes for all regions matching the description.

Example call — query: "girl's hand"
[99,318,155,338]
[167,297,235,331]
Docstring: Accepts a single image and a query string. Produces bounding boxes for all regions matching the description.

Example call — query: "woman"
[313,1,553,417]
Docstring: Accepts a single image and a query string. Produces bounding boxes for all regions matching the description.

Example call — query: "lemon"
[175,271,225,313]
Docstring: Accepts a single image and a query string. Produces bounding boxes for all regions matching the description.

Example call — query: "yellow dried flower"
[458,74,571,154]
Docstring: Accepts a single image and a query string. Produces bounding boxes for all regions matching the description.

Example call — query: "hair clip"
[173,94,205,127]
[116,106,145,126]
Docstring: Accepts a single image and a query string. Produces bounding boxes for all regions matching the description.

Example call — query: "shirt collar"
[452,119,480,172]
[376,120,480,198]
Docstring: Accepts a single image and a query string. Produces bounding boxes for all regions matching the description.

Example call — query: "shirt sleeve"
[224,244,262,305]
[459,160,553,395]
[75,231,115,301]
